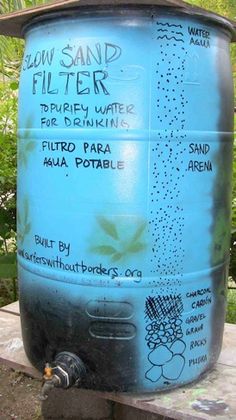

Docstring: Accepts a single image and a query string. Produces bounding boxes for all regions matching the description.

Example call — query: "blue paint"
[18,8,234,391]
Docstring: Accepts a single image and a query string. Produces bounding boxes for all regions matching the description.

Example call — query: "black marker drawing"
[156,35,184,43]
[145,294,183,320]
[149,19,186,276]
[146,16,187,383]
[156,22,183,29]
[145,294,186,383]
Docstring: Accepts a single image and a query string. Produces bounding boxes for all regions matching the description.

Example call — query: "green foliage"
[0,36,23,80]
[17,197,31,244]
[0,81,17,254]
[91,218,147,262]
[0,80,18,305]
[0,0,48,13]
[0,276,17,306]
[18,139,36,167]
[0,253,17,278]
[131,221,147,242]
[18,117,36,167]
[229,231,236,282]
[0,0,24,305]
[90,245,118,255]
[229,121,236,287]
[187,0,236,17]
[97,216,119,241]
[0,0,54,306]
[226,288,236,323]
[231,131,236,230]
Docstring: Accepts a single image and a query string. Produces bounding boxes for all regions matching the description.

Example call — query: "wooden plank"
[45,366,236,420]
[0,0,187,38]
[0,311,41,379]
[0,300,20,316]
[218,323,236,368]
[0,306,236,419]
[98,364,236,420]
[0,0,235,41]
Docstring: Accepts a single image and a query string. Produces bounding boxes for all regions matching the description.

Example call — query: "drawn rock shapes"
[145,316,184,349]
[145,365,162,382]
[170,339,186,354]
[144,296,186,383]
[162,354,185,380]
[146,341,186,383]
[148,342,156,349]
[148,345,173,366]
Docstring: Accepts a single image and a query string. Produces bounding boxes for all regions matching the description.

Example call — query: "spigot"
[39,352,86,400]
[39,363,60,400]
[44,363,53,380]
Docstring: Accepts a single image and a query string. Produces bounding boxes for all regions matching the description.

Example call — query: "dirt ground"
[0,364,166,420]
[0,364,43,420]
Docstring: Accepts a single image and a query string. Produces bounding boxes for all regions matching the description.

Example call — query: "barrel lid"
[0,0,235,41]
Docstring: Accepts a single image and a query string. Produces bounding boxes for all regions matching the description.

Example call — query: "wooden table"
[1,301,236,420]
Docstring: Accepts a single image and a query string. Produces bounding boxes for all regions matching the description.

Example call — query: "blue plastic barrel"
[18,6,235,392]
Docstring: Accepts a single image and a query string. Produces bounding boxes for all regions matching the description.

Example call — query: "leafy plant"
[17,197,31,244]
[229,231,236,282]
[18,116,36,167]
[97,216,119,241]
[226,288,236,323]
[0,253,17,278]
[0,83,18,304]
[90,217,147,262]
[232,123,236,229]
[18,139,36,167]
[0,0,49,13]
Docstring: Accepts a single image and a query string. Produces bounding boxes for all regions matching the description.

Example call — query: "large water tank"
[17,5,235,392]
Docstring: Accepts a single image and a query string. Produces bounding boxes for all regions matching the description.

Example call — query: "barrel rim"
[22,5,235,40]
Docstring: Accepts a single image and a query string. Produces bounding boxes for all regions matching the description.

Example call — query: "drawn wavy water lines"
[157,29,168,33]
[156,22,182,28]
[156,21,184,43]
[156,35,184,43]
